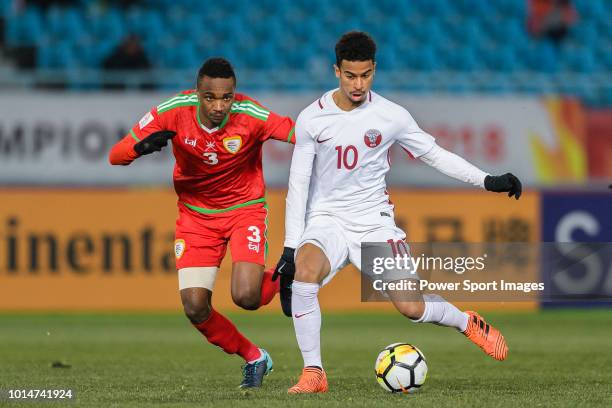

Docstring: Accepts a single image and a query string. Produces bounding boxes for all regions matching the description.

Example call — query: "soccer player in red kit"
[109,58,295,388]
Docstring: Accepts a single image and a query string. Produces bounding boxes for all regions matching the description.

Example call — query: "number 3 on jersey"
[335,145,358,170]
[203,152,218,165]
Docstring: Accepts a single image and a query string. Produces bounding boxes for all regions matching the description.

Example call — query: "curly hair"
[335,31,376,67]
[197,57,236,85]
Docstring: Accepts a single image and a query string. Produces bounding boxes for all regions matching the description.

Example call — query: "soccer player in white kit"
[273,32,523,394]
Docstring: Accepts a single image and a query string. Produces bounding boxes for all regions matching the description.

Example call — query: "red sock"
[260,268,280,306]
[193,309,261,362]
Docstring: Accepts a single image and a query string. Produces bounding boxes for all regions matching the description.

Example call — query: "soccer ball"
[374,343,428,393]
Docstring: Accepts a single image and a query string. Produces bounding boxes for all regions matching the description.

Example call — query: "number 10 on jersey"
[335,145,358,170]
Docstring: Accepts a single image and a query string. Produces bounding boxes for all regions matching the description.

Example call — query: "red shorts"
[174,203,269,269]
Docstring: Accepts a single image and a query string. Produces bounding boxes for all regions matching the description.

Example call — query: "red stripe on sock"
[259,269,279,306]
[193,309,261,362]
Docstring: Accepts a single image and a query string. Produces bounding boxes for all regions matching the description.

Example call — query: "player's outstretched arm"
[109,130,175,165]
[397,107,521,199]
[419,144,522,200]
[133,131,176,155]
[109,105,175,166]
[272,115,315,316]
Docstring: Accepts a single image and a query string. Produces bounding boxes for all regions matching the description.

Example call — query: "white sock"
[292,280,322,368]
[412,294,469,332]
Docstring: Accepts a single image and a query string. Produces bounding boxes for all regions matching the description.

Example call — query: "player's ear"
[333,64,341,79]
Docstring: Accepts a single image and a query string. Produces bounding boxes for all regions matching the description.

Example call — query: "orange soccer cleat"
[463,311,508,361]
[288,367,328,394]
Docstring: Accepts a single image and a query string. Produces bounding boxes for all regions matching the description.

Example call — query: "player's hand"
[272,247,295,317]
[272,247,295,281]
[484,173,522,200]
[133,131,176,156]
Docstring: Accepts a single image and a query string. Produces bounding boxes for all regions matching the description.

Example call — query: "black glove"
[133,131,176,156]
[272,247,295,317]
[484,173,522,200]
[272,247,295,280]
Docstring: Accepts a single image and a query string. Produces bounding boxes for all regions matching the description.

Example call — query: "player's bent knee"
[295,259,326,284]
[181,290,212,324]
[183,301,211,324]
[394,301,425,321]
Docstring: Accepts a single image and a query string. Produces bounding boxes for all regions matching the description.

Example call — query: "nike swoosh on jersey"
[294,310,315,318]
[316,135,332,143]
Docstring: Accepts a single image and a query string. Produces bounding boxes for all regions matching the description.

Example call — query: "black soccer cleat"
[238,349,273,389]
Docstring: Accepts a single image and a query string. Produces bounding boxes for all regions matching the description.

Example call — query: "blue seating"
[90,8,125,45]
[6,7,44,47]
[483,46,519,72]
[524,42,559,72]
[0,0,11,17]
[570,22,598,47]
[0,0,609,104]
[38,41,77,69]
[574,0,606,20]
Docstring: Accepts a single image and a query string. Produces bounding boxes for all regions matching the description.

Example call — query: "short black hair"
[197,57,236,85]
[335,31,376,67]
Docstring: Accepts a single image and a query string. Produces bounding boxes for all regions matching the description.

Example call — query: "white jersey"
[300,89,434,218]
[284,89,488,248]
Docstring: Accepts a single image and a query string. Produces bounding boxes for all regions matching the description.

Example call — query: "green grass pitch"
[1,310,611,407]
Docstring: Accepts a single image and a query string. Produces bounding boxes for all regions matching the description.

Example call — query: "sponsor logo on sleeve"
[174,239,186,259]
[138,111,154,129]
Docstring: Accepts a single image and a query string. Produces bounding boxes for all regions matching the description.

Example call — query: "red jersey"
[109,90,295,212]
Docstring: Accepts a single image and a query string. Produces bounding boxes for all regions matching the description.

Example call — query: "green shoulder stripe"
[235,100,270,115]
[231,103,269,121]
[157,94,198,113]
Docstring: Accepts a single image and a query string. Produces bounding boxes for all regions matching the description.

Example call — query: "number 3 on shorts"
[247,226,261,243]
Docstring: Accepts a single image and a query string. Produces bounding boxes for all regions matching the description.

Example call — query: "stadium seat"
[571,22,597,47]
[90,8,125,46]
[574,0,606,20]
[602,85,612,106]
[571,48,597,73]
[455,0,494,16]
[46,6,85,40]
[479,75,514,94]
[501,0,527,17]
[5,7,44,47]
[447,46,479,72]
[598,43,612,70]
[525,42,559,73]
[410,47,441,71]
[0,0,11,17]
[1,0,609,104]
[415,0,454,18]
[483,46,519,72]
[38,41,77,69]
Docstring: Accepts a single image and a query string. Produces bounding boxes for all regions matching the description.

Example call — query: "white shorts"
[297,211,409,286]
